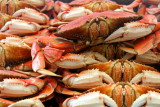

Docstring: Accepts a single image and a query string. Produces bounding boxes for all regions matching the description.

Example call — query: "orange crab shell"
[69,0,122,12]
[86,60,157,82]
[84,82,160,107]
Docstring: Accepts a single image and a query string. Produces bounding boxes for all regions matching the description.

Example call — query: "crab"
[60,60,160,90]
[62,83,160,107]
[86,59,157,82]
[0,0,159,106]
[55,10,141,45]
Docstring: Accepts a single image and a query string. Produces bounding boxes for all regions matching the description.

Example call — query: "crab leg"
[127,0,160,9]
[55,83,81,96]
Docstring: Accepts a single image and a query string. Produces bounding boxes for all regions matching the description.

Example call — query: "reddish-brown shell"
[55,11,141,42]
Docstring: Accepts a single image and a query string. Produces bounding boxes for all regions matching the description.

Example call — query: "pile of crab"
[0,0,159,106]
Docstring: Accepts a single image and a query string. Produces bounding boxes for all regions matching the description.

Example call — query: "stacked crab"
[0,0,159,107]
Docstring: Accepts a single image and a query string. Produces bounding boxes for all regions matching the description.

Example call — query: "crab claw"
[63,69,114,90]
[0,70,29,81]
[57,7,92,21]
[38,35,88,53]
[105,15,157,43]
[0,19,41,35]
[120,29,160,55]
[43,46,64,63]
[13,8,49,24]
[54,1,71,13]
[32,77,57,101]
[55,51,107,69]
[0,77,45,98]
[8,98,44,107]
[41,0,55,11]
[130,70,160,88]
[19,0,45,8]
[132,91,160,107]
[31,41,61,77]
[62,91,118,107]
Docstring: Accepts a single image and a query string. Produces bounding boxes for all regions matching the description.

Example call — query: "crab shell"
[84,82,160,107]
[86,59,157,82]
[0,36,31,69]
[55,11,141,45]
[69,0,123,12]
